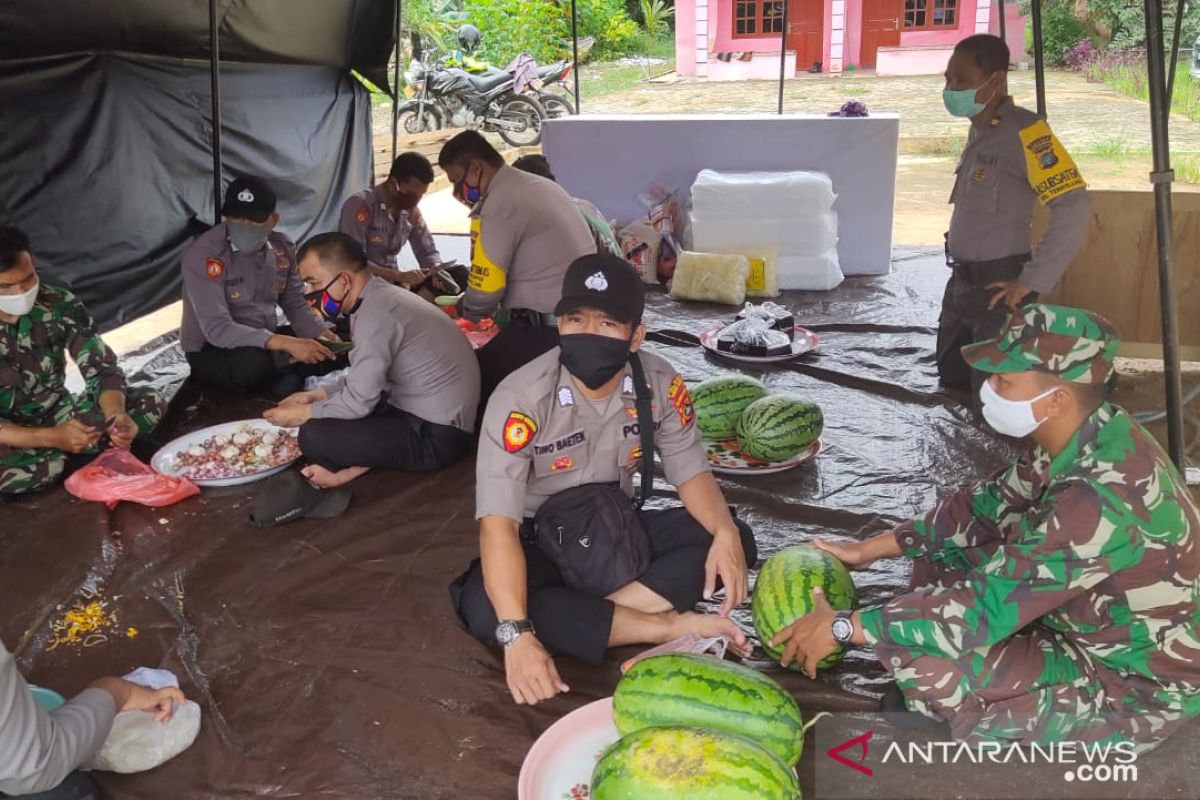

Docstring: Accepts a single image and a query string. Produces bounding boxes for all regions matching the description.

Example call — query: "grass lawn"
[578,35,675,103]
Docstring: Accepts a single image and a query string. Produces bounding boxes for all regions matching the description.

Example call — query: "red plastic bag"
[64,448,200,510]
[455,317,500,350]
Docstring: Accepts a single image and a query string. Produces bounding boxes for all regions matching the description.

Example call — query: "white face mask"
[979,380,1056,438]
[0,279,39,317]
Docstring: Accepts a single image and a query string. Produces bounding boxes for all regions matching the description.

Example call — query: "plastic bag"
[690,169,836,218]
[92,701,202,774]
[669,251,750,305]
[776,250,844,291]
[64,448,200,510]
[742,251,780,298]
[621,635,729,674]
[716,318,792,357]
[737,301,794,337]
[618,219,662,284]
[690,211,840,256]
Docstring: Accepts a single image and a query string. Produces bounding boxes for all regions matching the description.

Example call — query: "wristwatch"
[831,611,855,645]
[495,619,536,647]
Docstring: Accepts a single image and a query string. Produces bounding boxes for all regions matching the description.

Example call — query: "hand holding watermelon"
[813,532,902,571]
[768,586,840,678]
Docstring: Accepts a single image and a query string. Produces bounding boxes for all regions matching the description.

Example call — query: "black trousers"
[298,404,472,472]
[186,340,344,400]
[476,320,560,404]
[0,772,98,799]
[936,263,1037,397]
[448,506,758,665]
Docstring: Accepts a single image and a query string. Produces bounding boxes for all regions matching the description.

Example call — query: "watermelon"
[591,726,801,800]
[752,545,856,671]
[735,394,823,461]
[613,653,805,764]
[692,376,769,440]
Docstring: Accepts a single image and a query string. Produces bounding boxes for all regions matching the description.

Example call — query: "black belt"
[497,308,557,328]
[945,249,1030,287]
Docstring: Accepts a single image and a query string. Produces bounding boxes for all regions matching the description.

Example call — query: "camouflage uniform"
[0,284,165,494]
[860,305,1200,750]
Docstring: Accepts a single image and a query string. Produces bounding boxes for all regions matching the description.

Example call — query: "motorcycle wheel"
[398,105,444,134]
[539,93,575,119]
[494,94,546,147]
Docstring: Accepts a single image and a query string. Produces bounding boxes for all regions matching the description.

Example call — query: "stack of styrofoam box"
[689,169,842,291]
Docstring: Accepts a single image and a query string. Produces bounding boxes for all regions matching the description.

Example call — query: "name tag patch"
[533,429,586,456]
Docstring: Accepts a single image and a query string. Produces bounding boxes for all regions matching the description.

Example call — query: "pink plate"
[699,325,819,364]
[518,697,618,800]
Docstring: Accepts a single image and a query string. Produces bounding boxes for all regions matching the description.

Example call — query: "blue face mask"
[943,74,997,118]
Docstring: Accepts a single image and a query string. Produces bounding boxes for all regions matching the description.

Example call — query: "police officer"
[437,131,596,401]
[263,233,480,488]
[511,154,624,259]
[771,305,1200,750]
[937,34,1090,397]
[449,253,757,706]
[181,176,338,398]
[339,151,456,289]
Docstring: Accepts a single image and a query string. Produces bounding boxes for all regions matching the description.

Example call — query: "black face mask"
[559,333,632,390]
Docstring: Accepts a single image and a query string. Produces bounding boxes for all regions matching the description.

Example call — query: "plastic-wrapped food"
[742,251,780,298]
[715,317,792,357]
[669,251,750,305]
[776,251,844,291]
[736,301,795,341]
[690,211,839,256]
[690,169,836,218]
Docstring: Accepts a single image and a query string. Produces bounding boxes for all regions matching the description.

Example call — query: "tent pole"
[778,0,790,114]
[1030,0,1046,117]
[997,0,1007,50]
[1144,0,1186,469]
[209,0,223,221]
[392,0,402,163]
[1167,0,1187,105]
[572,0,581,112]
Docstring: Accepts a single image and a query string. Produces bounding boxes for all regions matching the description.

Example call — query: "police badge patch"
[205,259,225,279]
[502,412,537,453]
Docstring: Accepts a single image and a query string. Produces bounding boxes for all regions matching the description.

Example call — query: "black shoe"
[879,683,948,732]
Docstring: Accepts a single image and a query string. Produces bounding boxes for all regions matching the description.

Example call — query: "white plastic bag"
[690,169,836,218]
[92,701,202,773]
[669,252,750,305]
[690,212,839,258]
[776,250,844,291]
[90,667,201,774]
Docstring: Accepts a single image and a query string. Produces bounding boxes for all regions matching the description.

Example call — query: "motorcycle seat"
[466,70,513,93]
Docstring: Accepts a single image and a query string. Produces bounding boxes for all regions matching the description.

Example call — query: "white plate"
[518,697,619,800]
[705,438,822,475]
[699,326,819,364]
[151,419,300,488]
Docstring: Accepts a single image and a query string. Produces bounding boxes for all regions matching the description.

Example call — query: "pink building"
[675,0,1026,79]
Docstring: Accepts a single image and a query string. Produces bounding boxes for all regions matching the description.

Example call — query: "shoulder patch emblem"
[355,206,371,225]
[667,374,695,427]
[1019,120,1085,204]
[205,259,225,279]
[558,387,575,407]
[503,412,537,453]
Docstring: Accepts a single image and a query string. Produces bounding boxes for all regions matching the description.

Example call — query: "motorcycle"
[397,52,547,147]
[437,37,595,120]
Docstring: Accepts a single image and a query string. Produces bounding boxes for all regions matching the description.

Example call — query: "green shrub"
[1036,0,1087,65]
[574,0,643,58]
[464,0,568,63]
[639,0,674,36]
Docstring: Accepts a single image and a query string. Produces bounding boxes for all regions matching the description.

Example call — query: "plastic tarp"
[0,0,395,89]
[0,56,373,328]
[4,250,1200,798]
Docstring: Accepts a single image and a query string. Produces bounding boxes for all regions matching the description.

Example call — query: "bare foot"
[301,464,369,488]
[671,612,751,658]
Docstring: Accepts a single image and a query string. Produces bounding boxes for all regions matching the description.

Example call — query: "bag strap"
[628,352,655,509]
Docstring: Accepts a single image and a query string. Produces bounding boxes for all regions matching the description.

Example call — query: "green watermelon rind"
[591,726,801,800]
[752,545,857,671]
[612,653,805,764]
[692,376,770,441]
[736,394,824,462]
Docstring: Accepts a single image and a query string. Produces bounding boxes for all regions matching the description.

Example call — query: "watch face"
[496,622,517,646]
[832,617,853,643]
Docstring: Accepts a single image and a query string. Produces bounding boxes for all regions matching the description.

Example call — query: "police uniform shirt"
[180,223,327,354]
[947,97,1091,293]
[309,276,481,432]
[475,348,709,522]
[339,187,442,271]
[464,166,596,321]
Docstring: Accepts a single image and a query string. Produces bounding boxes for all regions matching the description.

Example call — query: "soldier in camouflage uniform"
[0,226,165,495]
[770,304,1200,750]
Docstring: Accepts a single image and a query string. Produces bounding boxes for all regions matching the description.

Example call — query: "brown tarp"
[2,249,1195,799]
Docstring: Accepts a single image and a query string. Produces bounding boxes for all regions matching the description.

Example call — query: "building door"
[860,0,902,68]
[785,0,824,73]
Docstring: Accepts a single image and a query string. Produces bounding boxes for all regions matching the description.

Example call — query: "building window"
[734,0,786,36]
[904,0,957,29]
